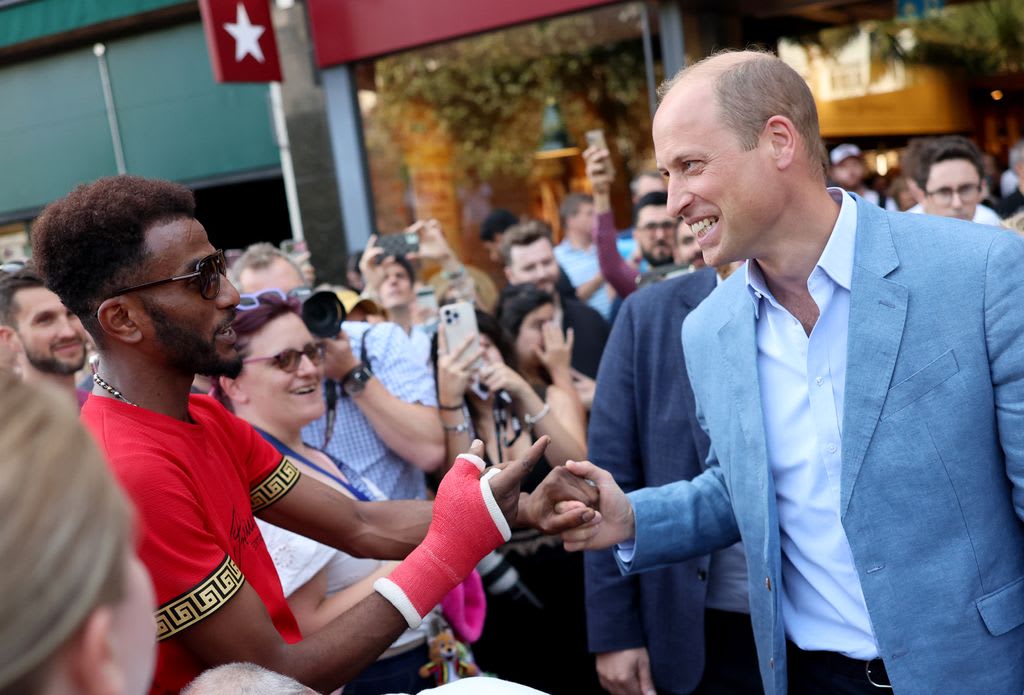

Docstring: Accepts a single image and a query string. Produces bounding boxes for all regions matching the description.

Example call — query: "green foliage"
[370,9,655,181]
[900,0,1024,74]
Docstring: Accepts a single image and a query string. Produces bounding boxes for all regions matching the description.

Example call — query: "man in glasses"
[0,264,90,406]
[29,174,597,694]
[908,135,1002,226]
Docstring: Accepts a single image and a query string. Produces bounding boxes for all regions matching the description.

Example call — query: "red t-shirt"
[81,395,304,694]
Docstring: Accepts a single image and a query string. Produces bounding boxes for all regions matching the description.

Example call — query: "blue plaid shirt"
[302,321,438,500]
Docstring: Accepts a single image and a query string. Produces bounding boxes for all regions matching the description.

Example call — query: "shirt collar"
[745,188,857,317]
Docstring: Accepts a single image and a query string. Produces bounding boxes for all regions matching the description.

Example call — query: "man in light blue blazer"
[557,50,1024,694]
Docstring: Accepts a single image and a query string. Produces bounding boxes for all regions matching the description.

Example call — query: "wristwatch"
[341,363,374,396]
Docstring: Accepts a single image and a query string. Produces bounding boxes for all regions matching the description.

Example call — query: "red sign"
[306,0,616,68]
[199,0,282,82]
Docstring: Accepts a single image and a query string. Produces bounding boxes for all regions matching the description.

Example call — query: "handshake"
[375,437,633,627]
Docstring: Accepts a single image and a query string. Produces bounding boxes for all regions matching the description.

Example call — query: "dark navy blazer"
[584,267,718,695]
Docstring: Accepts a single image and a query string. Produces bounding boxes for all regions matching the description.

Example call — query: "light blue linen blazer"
[622,197,1024,694]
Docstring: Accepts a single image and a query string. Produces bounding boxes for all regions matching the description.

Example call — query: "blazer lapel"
[717,295,770,492]
[840,201,909,516]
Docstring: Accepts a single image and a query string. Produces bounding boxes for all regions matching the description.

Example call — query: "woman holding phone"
[431,293,598,694]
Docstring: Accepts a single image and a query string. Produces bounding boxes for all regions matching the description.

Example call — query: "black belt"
[787,642,891,689]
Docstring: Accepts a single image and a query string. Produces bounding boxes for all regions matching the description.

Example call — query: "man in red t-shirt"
[32,175,597,694]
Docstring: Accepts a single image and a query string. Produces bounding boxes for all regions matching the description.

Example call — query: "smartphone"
[585,129,607,151]
[377,232,420,260]
[440,301,481,370]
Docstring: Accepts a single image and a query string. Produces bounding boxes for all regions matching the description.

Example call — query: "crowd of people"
[2,47,1024,695]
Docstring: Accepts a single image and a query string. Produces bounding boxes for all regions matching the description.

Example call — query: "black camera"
[300,290,347,338]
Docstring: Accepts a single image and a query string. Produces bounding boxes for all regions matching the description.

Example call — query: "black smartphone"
[376,232,420,260]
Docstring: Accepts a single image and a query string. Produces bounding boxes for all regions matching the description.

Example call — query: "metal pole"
[93,43,127,175]
[658,0,687,80]
[270,81,305,240]
[640,3,658,122]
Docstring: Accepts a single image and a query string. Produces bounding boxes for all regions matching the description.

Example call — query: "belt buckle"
[865,658,892,689]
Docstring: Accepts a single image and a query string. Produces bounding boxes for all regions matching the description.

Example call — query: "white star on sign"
[223,3,266,63]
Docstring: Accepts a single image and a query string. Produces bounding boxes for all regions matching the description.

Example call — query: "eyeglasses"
[109,249,227,300]
[237,287,311,311]
[925,183,982,206]
[243,342,324,373]
[638,220,676,233]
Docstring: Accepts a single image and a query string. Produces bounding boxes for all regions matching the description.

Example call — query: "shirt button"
[697,569,708,581]
[765,577,772,591]
[816,376,824,386]
[827,443,837,454]
[754,291,763,299]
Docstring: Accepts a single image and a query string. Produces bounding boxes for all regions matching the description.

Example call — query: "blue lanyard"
[256,429,372,502]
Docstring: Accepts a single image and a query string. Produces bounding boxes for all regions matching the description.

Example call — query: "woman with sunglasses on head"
[211,293,440,695]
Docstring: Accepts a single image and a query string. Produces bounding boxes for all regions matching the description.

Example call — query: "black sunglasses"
[243,342,325,373]
[109,249,227,301]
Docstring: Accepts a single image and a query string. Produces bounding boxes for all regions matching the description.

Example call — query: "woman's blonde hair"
[0,375,131,693]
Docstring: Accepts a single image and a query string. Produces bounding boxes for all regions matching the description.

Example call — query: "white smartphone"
[585,128,607,151]
[440,301,481,370]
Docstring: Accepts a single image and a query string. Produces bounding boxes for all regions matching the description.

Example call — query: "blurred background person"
[675,217,704,269]
[358,246,432,365]
[616,170,668,261]
[829,143,884,206]
[908,135,1002,225]
[0,264,90,407]
[998,139,1024,219]
[584,145,693,298]
[886,175,918,212]
[499,223,605,410]
[553,193,614,321]
[0,373,156,695]
[212,294,441,695]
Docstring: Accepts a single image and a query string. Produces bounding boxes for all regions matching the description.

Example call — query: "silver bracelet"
[523,403,550,428]
[443,421,469,433]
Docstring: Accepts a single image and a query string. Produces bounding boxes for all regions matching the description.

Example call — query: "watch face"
[344,365,371,395]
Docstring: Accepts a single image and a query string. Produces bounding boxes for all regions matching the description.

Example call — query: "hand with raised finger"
[559,459,635,552]
[437,324,482,406]
[357,234,389,295]
[536,324,573,380]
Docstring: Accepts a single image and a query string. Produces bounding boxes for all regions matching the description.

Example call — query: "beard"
[143,299,242,379]
[23,343,85,376]
[642,243,675,268]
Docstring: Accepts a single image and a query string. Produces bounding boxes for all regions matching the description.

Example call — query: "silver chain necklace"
[92,373,138,407]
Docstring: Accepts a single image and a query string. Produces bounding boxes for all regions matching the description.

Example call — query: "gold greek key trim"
[155,555,244,641]
[250,457,300,513]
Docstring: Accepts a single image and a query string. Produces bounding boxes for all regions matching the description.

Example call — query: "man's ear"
[0,324,22,353]
[762,115,798,171]
[95,298,145,345]
[908,177,926,205]
[217,374,249,406]
[65,607,122,695]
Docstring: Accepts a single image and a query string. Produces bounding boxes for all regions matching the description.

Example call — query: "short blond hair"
[0,375,131,693]
[659,49,826,181]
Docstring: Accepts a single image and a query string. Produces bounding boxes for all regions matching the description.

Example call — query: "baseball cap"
[830,143,863,166]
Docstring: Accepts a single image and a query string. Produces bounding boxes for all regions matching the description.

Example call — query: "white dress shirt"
[745,189,880,659]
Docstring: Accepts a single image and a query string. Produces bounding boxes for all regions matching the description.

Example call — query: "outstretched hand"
[482,436,554,529]
[519,463,601,535]
[555,459,635,552]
